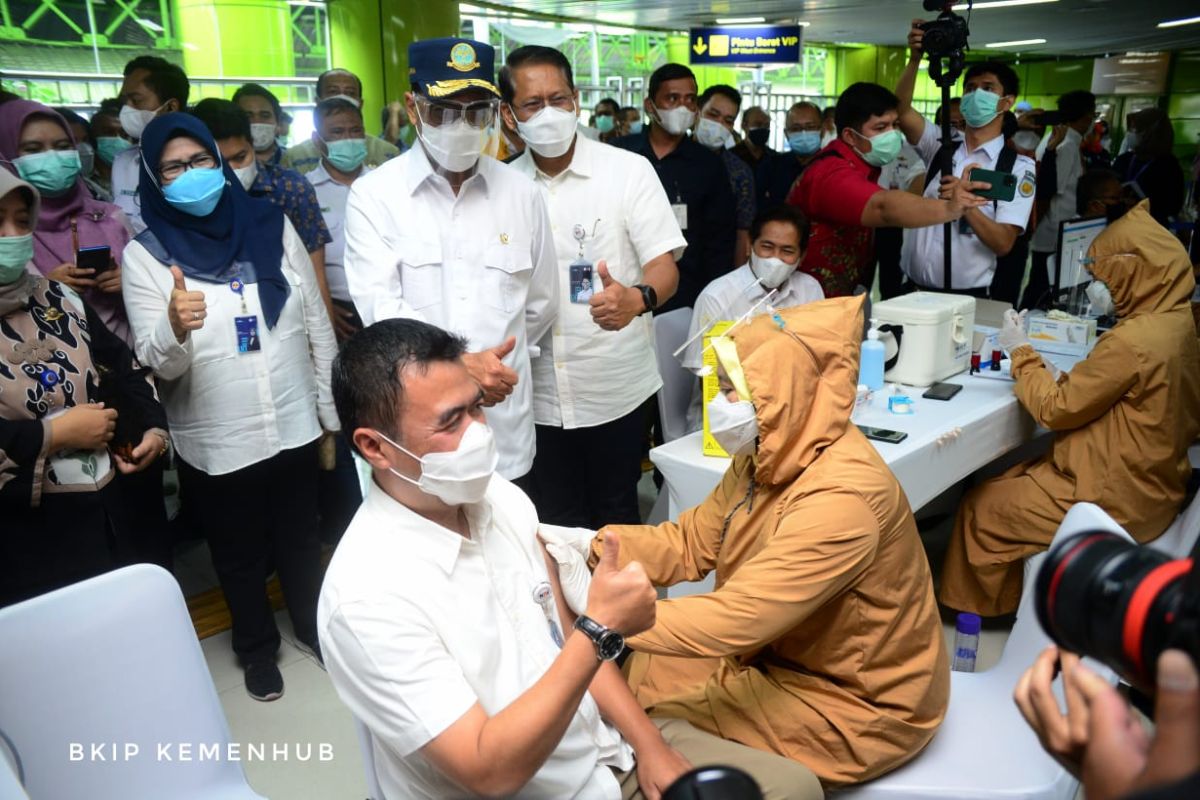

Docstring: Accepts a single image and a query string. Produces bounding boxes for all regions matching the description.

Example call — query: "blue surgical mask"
[628,120,643,135]
[163,166,226,217]
[96,136,132,165]
[0,233,34,284]
[323,137,367,172]
[787,130,822,155]
[961,89,1006,129]
[14,150,81,197]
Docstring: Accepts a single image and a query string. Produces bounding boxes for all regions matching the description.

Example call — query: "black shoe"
[245,660,284,702]
[299,638,324,669]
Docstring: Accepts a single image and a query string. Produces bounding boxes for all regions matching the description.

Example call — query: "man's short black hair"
[835,83,899,135]
[1076,168,1121,217]
[317,68,363,98]
[648,63,696,104]
[934,97,961,125]
[332,319,469,453]
[698,84,742,112]
[822,106,836,119]
[1058,90,1096,123]
[964,61,1020,98]
[500,46,575,105]
[189,98,251,144]
[595,97,619,115]
[90,98,122,134]
[750,204,811,251]
[123,55,189,108]
[54,108,92,144]
[232,83,283,123]
[316,96,363,126]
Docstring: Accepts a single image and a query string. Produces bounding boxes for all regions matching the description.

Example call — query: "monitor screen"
[1053,217,1108,290]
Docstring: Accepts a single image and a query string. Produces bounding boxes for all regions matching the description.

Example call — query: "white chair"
[354,718,386,800]
[1148,443,1200,558]
[836,502,1132,800]
[0,565,265,800]
[652,307,695,444]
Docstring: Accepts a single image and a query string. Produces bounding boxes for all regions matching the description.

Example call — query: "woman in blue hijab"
[121,112,340,702]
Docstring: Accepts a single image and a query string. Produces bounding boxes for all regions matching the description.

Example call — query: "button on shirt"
[1030,127,1082,253]
[121,219,340,475]
[318,478,633,800]
[511,135,687,429]
[343,146,558,479]
[306,161,372,303]
[110,145,145,234]
[906,118,1036,289]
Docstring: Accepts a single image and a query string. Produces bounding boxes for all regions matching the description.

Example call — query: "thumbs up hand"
[585,531,656,636]
[588,260,645,332]
[462,335,520,406]
[167,266,207,343]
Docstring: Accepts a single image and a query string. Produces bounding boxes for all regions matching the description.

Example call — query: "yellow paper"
[701,320,735,458]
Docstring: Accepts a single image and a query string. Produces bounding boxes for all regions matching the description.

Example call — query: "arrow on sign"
[693,36,707,55]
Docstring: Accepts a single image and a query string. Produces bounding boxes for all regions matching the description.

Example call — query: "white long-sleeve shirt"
[121,218,339,475]
[343,146,558,479]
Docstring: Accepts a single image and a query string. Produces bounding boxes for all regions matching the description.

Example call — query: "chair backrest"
[354,718,387,800]
[0,565,264,800]
[653,308,695,443]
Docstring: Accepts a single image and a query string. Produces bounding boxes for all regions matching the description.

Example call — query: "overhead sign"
[689,25,802,65]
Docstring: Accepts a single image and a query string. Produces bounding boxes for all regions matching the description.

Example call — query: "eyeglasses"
[513,94,575,119]
[159,152,217,181]
[786,123,822,133]
[415,95,497,130]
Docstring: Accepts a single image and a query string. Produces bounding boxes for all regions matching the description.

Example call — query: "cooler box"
[872,291,975,386]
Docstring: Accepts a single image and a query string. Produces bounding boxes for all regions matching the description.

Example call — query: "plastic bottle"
[952,612,982,672]
[859,319,885,391]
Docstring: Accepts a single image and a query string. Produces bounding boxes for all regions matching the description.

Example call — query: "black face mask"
[1105,201,1131,224]
[747,128,770,147]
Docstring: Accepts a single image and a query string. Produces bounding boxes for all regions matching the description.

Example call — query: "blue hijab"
[135,112,288,328]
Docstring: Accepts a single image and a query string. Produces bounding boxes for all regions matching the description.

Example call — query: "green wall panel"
[173,0,295,78]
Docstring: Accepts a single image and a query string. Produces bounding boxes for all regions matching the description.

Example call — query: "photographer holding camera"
[895,15,1037,296]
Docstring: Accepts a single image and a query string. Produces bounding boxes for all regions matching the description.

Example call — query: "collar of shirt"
[960,131,1005,163]
[359,478,502,574]
[404,142,492,198]
[250,161,281,195]
[308,160,371,189]
[624,127,706,165]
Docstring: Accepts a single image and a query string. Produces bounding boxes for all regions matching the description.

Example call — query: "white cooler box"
[873,292,976,386]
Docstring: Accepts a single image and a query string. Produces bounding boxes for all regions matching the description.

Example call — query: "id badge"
[672,203,688,231]
[569,259,595,304]
[235,315,261,353]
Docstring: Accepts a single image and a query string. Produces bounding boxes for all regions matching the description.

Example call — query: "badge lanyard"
[568,219,601,305]
[230,277,261,354]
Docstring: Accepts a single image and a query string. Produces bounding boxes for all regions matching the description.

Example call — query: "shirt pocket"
[483,239,532,314]
[398,236,443,310]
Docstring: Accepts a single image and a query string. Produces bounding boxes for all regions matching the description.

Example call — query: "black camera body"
[919,12,970,60]
[1036,531,1200,692]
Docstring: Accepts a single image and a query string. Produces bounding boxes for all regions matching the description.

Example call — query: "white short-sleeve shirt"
[110,145,146,235]
[343,147,559,478]
[318,478,632,800]
[511,135,688,429]
[905,118,1036,289]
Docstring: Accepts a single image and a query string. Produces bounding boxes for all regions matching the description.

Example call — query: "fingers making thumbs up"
[585,531,657,636]
[462,335,520,407]
[167,266,208,344]
[588,260,645,332]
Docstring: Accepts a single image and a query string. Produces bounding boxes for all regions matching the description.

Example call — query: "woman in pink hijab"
[1,100,132,342]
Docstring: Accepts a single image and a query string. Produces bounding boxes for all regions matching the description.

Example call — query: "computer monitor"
[1051,216,1108,293]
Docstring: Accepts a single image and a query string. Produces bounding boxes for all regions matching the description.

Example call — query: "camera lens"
[1035,531,1193,690]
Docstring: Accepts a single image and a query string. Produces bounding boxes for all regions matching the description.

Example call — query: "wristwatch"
[573,615,625,662]
[633,284,657,315]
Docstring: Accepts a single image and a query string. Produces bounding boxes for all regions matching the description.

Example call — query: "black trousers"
[317,434,362,546]
[530,402,649,529]
[874,227,906,300]
[113,461,171,571]
[990,234,1029,308]
[1021,250,1053,310]
[178,442,322,663]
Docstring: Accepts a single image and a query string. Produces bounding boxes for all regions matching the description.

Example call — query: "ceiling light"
[1157,15,1200,28]
[798,21,811,27]
[985,38,1047,47]
[715,17,765,24]
[971,0,1059,9]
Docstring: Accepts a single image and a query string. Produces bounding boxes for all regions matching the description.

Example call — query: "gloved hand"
[998,308,1031,354]
[538,524,596,616]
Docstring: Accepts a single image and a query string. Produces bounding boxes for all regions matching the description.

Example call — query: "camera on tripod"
[918,0,971,85]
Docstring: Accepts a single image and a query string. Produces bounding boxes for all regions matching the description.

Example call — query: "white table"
[651,353,1082,520]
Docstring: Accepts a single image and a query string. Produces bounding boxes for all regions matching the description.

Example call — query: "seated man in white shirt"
[319,318,821,800]
[682,205,824,430]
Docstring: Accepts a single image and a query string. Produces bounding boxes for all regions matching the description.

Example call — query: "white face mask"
[325,93,362,109]
[515,104,578,159]
[377,421,498,506]
[1012,130,1042,152]
[750,251,798,289]
[707,395,759,456]
[250,123,277,152]
[418,116,488,173]
[1086,280,1115,317]
[233,160,258,191]
[119,103,161,140]
[695,117,733,151]
[654,104,696,137]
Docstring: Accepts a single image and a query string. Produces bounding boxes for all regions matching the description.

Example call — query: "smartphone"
[76,245,112,273]
[968,167,1017,203]
[1032,110,1067,126]
[922,382,964,401]
[857,424,908,444]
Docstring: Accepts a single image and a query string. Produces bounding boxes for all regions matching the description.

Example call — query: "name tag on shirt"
[235,315,261,353]
[672,203,688,231]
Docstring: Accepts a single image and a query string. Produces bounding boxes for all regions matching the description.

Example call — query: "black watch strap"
[634,284,657,315]
[573,615,623,661]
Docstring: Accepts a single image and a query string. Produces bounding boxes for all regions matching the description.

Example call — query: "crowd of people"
[2,23,1199,799]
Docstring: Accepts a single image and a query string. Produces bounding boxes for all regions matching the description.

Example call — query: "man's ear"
[499,102,518,133]
[353,427,391,472]
[162,99,180,114]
